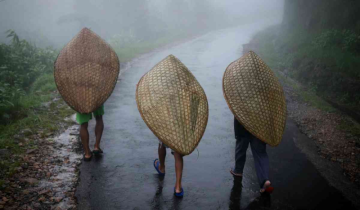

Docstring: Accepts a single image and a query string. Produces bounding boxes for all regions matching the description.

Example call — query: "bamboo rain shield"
[54,28,120,113]
[223,51,287,146]
[136,55,209,155]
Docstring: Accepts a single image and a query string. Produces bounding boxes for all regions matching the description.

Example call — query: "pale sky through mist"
[0,0,284,47]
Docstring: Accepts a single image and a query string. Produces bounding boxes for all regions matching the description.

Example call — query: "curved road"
[75,25,356,210]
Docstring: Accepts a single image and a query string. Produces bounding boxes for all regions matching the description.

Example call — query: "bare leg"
[174,152,183,193]
[157,143,166,173]
[94,115,104,151]
[80,122,91,158]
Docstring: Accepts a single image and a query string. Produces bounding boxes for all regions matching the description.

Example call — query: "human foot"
[174,187,184,197]
[93,148,103,156]
[93,144,103,152]
[260,180,274,194]
[175,185,182,193]
[83,153,92,161]
[154,159,165,175]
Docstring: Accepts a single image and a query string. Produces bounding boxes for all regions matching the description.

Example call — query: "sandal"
[230,168,243,177]
[153,159,165,176]
[174,188,184,197]
[93,148,103,156]
[83,153,92,161]
[260,180,274,194]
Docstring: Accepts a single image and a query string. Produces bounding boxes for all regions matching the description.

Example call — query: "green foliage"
[0,94,75,180]
[0,84,24,109]
[30,74,56,94]
[273,68,336,113]
[0,179,5,190]
[338,118,360,138]
[313,29,360,52]
[0,31,57,124]
[252,25,360,113]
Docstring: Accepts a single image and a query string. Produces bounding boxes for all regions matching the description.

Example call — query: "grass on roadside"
[275,71,336,113]
[0,95,75,181]
[0,73,75,181]
[251,25,360,141]
[253,26,360,113]
[251,27,336,113]
[338,118,360,138]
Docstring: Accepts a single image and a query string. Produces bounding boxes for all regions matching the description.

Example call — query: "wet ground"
[75,25,357,210]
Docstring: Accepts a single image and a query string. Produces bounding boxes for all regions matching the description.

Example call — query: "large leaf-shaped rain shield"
[54,28,120,114]
[136,55,209,155]
[223,51,287,146]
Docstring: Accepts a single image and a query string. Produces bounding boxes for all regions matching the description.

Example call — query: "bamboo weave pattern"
[223,51,287,146]
[54,28,120,114]
[136,55,209,155]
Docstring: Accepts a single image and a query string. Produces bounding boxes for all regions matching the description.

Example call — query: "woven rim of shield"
[54,28,120,114]
[222,51,287,146]
[136,55,209,155]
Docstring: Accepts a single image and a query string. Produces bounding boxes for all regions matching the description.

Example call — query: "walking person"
[231,117,273,193]
[76,105,105,161]
[154,143,184,197]
[53,28,120,162]
[136,55,209,198]
[222,51,287,194]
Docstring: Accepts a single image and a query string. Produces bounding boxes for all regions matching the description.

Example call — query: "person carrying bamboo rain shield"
[54,28,120,161]
[136,55,209,197]
[222,51,287,194]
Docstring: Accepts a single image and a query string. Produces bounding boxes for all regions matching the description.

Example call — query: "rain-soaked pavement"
[75,25,357,210]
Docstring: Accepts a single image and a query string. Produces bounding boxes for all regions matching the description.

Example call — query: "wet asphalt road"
[75,25,356,210]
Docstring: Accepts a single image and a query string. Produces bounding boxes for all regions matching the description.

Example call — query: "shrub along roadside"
[0,30,58,125]
[0,31,69,183]
[249,25,360,116]
[248,24,360,140]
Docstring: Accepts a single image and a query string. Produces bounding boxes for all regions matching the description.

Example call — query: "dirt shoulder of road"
[276,72,360,207]
[0,96,83,210]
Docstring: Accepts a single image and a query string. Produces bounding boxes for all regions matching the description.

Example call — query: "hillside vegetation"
[252,0,360,116]
[0,31,59,125]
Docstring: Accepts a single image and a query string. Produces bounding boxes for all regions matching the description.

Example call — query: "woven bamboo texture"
[136,55,209,155]
[54,28,120,114]
[223,51,287,146]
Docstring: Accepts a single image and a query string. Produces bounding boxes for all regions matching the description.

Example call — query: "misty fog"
[0,0,284,48]
[2,1,360,209]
